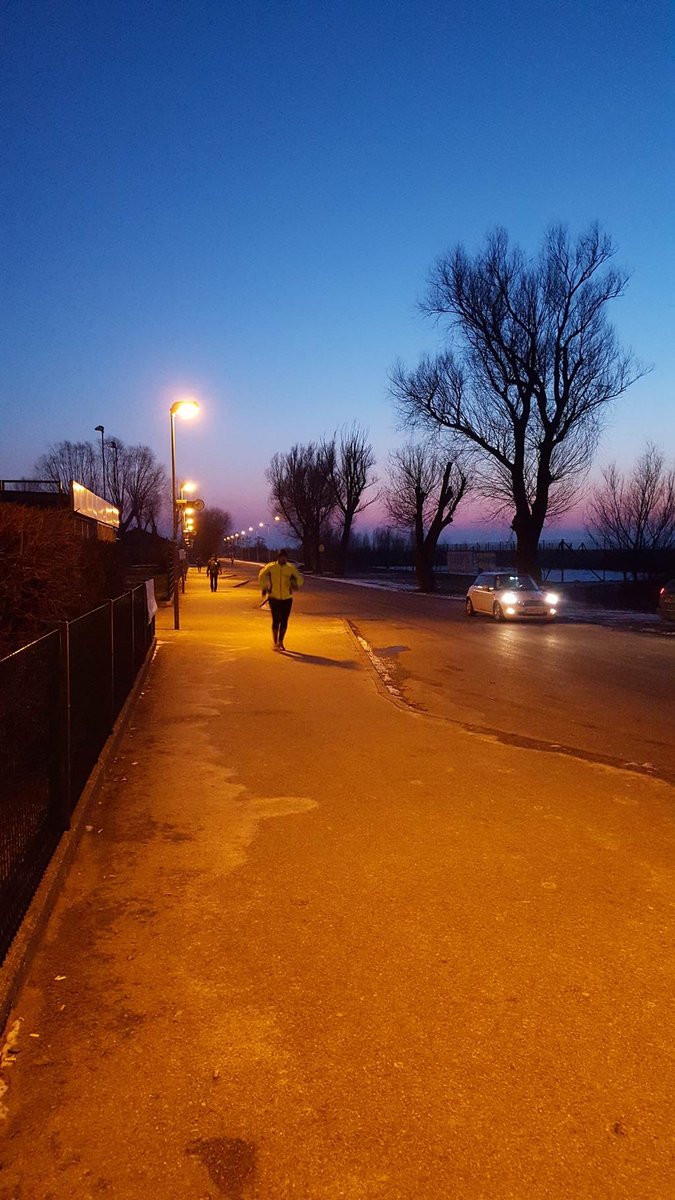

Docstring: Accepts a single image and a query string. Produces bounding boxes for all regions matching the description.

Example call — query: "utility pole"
[95,425,105,497]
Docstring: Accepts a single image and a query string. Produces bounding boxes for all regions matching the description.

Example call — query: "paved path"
[1,573,674,1199]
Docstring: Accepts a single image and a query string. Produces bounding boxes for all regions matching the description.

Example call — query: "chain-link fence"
[0,584,155,963]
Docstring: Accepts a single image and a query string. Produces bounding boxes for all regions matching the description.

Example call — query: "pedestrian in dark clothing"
[207,556,221,592]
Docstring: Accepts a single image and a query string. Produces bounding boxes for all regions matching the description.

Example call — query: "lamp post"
[94,425,105,497]
[170,398,200,629]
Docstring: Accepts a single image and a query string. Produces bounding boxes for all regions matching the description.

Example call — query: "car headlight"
[544,592,559,605]
[501,591,517,604]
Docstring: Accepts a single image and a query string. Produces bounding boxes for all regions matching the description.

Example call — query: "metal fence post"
[58,621,72,829]
[109,598,115,728]
[130,586,136,676]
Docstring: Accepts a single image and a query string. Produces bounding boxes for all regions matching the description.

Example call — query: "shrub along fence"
[0,583,155,964]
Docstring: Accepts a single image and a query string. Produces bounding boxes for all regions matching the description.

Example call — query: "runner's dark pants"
[269,597,292,644]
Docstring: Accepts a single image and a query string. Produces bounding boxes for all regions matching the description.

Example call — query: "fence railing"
[0,583,155,964]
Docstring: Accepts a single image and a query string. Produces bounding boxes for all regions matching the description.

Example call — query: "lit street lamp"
[170,398,200,629]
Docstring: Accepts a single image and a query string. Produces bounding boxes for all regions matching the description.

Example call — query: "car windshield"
[495,574,537,591]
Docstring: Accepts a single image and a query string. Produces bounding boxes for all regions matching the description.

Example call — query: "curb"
[0,640,157,1035]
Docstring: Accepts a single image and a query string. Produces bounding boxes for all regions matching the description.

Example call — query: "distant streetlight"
[170,398,200,630]
[94,425,105,496]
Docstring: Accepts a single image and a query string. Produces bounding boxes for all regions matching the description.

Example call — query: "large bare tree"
[391,223,644,573]
[267,443,336,571]
[587,443,675,569]
[324,425,378,575]
[384,441,470,592]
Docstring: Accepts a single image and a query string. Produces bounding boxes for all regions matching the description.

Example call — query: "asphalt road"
[1,570,673,1199]
[275,570,674,785]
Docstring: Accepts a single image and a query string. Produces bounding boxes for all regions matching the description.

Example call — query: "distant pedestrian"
[207,556,221,592]
[258,549,303,651]
[197,558,203,573]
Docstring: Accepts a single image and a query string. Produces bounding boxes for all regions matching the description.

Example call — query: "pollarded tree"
[391,223,645,574]
[384,441,470,592]
[586,443,675,574]
[267,443,336,571]
[324,424,378,575]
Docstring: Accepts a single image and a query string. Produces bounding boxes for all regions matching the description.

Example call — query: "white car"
[465,571,559,621]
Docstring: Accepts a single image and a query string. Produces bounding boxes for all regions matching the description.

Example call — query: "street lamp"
[94,425,105,497]
[170,398,200,629]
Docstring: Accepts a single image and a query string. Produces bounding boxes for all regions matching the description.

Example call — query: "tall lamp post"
[94,425,105,497]
[170,398,200,629]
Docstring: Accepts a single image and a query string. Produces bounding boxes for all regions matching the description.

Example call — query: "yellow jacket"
[258,559,304,600]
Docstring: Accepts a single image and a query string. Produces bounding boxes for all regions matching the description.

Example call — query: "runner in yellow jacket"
[258,549,304,651]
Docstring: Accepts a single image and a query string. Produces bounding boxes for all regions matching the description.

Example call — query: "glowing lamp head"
[170,398,200,420]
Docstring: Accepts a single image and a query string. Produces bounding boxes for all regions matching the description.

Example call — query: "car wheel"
[493,602,505,622]
[465,597,475,617]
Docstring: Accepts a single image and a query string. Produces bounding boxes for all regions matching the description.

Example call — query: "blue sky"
[1,0,673,537]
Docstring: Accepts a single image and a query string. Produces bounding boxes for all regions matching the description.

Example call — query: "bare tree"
[105,437,130,530]
[267,443,336,571]
[587,443,675,574]
[124,445,167,533]
[384,441,470,592]
[324,424,378,575]
[35,436,166,535]
[35,441,99,493]
[391,223,645,574]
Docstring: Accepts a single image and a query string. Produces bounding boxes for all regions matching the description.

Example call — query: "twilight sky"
[1,0,673,538]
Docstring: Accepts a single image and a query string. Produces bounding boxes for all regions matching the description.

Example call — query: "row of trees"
[267,426,378,574]
[267,426,473,588]
[268,223,673,586]
[32,436,237,566]
[34,438,166,536]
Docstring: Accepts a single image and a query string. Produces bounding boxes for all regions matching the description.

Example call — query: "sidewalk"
[1,571,673,1199]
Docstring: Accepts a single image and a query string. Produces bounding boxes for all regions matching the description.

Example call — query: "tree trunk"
[334,515,353,577]
[512,514,543,578]
[414,544,436,592]
[301,535,314,571]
